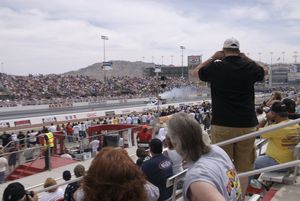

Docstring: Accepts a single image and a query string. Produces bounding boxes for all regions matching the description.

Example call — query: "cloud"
[0,0,299,75]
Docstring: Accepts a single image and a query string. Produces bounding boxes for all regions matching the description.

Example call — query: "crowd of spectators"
[0,73,201,107]
[1,94,300,200]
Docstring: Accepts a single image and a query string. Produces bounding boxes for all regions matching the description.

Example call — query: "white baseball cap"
[223,37,240,49]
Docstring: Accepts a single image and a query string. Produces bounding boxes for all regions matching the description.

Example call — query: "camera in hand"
[25,190,34,197]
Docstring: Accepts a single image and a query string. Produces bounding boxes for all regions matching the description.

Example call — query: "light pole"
[282,51,285,63]
[101,35,109,81]
[258,52,262,62]
[101,35,108,62]
[180,46,185,77]
[293,51,298,64]
[269,52,273,88]
[171,55,173,65]
[151,56,154,63]
[161,56,164,65]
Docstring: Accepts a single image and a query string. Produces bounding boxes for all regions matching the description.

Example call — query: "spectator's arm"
[191,59,213,78]
[191,51,225,78]
[26,191,38,201]
[188,181,226,201]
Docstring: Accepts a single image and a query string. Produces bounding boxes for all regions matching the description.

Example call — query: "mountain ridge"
[63,60,156,80]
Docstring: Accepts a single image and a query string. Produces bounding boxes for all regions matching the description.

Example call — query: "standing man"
[192,38,267,198]
[44,129,54,170]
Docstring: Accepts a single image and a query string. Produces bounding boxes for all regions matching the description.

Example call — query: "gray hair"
[167,112,210,162]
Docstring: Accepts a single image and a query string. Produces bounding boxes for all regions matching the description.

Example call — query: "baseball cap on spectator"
[3,182,26,201]
[223,37,240,49]
[282,98,296,113]
[271,101,288,117]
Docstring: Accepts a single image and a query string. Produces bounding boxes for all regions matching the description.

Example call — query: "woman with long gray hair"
[167,112,241,201]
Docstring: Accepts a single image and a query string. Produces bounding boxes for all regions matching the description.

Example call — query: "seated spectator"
[282,98,300,120]
[64,164,86,201]
[2,182,38,201]
[74,147,152,201]
[61,170,72,191]
[264,91,282,107]
[254,102,300,173]
[40,177,64,201]
[163,135,183,175]
[63,170,72,181]
[141,139,173,201]
[136,147,151,167]
[167,112,241,201]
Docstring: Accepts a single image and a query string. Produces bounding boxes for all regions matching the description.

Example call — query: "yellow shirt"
[44,132,54,148]
[113,117,119,124]
[261,120,300,163]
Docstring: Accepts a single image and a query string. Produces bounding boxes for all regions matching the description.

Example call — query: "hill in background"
[63,60,155,80]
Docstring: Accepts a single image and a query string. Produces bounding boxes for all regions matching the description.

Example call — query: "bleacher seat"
[261,142,300,184]
[165,170,187,201]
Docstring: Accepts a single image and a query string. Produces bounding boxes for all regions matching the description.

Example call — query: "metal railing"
[16,119,300,199]
[14,127,140,191]
[166,118,300,201]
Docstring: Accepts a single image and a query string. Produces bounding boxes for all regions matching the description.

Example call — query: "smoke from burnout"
[159,86,200,99]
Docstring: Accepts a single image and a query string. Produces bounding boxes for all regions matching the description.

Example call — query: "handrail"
[0,146,43,157]
[28,159,300,195]
[166,119,300,200]
[217,118,300,147]
[23,119,300,195]
[15,148,44,178]
[238,160,300,178]
[3,135,43,151]
[25,153,138,191]
[30,176,83,193]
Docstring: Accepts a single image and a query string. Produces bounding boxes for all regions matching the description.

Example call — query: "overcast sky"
[0,0,299,75]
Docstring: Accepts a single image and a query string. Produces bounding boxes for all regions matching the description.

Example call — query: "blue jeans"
[255,155,279,170]
[250,155,287,181]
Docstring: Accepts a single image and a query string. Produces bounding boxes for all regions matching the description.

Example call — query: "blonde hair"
[43,177,57,192]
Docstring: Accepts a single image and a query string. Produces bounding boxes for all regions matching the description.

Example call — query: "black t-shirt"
[199,56,265,127]
[0,133,12,146]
